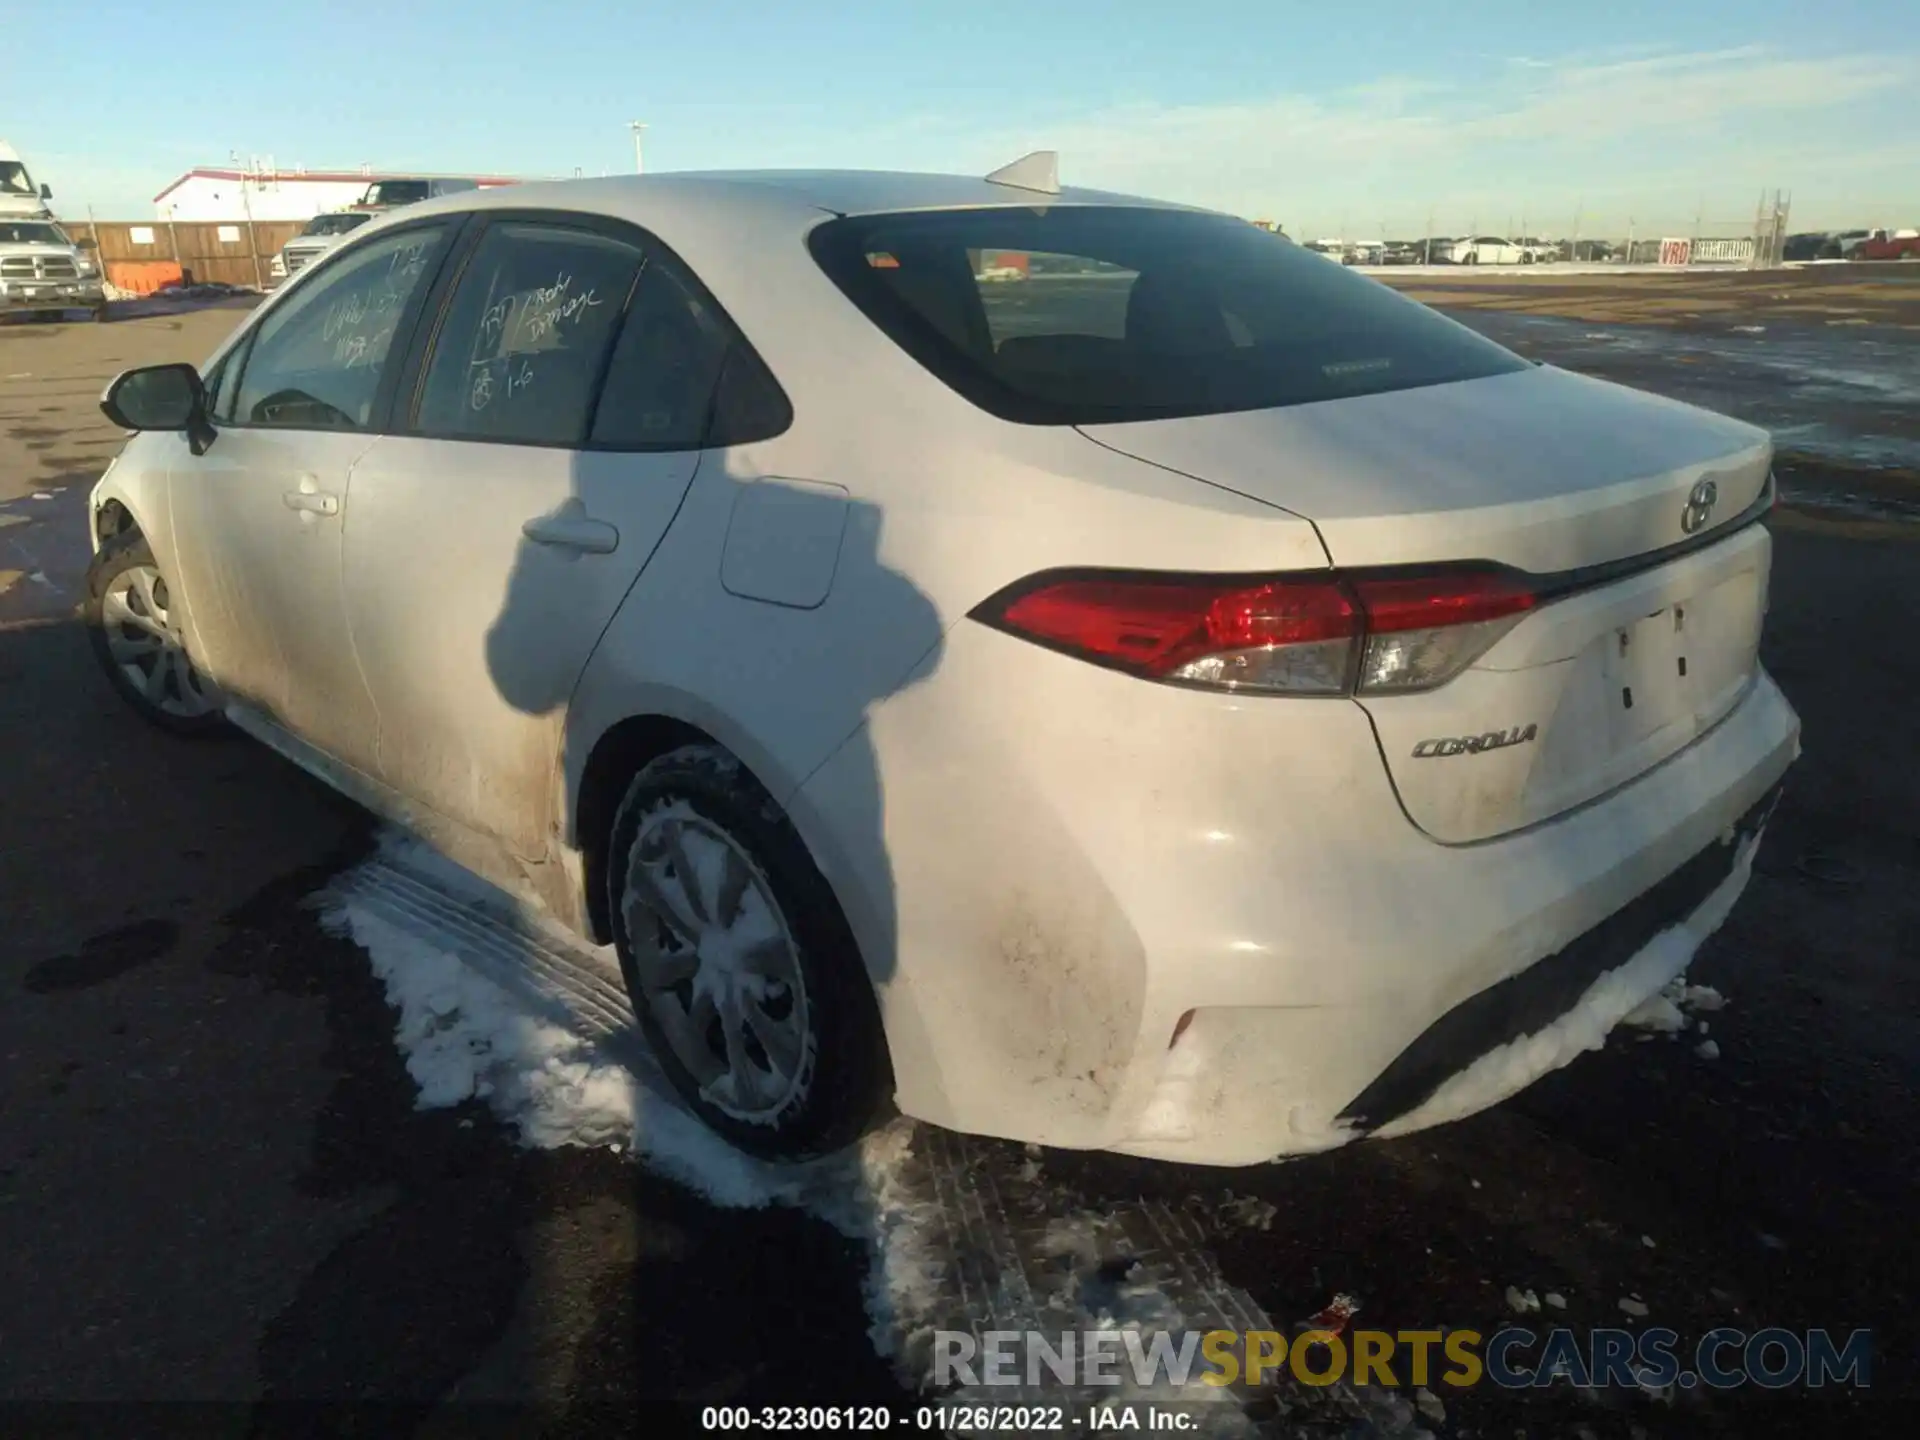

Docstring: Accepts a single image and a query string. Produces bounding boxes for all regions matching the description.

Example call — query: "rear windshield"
[809,207,1529,425]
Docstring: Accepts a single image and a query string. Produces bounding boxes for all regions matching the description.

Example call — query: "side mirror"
[40,183,52,200]
[76,235,97,251]
[101,363,216,454]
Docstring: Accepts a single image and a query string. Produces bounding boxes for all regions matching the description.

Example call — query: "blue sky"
[6,0,1914,234]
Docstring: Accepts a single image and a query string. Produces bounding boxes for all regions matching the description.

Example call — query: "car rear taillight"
[1349,570,1535,694]
[972,566,1536,696]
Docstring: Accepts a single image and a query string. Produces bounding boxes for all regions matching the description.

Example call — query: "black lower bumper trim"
[1338,780,1784,1132]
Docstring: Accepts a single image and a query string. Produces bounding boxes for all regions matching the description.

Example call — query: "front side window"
[231,225,449,431]
[415,222,641,445]
[810,207,1528,425]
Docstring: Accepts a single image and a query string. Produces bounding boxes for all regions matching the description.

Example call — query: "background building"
[152,165,524,223]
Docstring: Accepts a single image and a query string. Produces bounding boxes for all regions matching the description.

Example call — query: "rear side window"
[415,222,641,445]
[588,258,730,449]
[589,250,792,450]
[810,208,1528,424]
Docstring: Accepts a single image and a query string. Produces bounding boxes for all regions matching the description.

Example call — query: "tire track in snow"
[319,832,1430,1437]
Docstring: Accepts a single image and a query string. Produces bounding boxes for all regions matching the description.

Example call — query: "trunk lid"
[1080,366,1775,843]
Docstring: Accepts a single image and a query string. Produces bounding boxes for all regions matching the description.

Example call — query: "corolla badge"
[1681,479,1719,535]
[1411,724,1538,759]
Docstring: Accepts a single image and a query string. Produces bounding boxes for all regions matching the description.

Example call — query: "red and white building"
[152,164,528,223]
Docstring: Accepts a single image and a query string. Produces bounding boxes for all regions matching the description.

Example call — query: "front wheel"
[607,745,889,1160]
[84,535,228,737]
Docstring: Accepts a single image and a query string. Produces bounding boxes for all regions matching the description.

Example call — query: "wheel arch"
[88,442,172,561]
[93,495,138,548]
[571,711,719,944]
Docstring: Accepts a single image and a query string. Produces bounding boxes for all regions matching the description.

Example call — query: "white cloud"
[941,45,1917,234]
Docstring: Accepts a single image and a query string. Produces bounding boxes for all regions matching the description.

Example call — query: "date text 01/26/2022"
[701,1403,1202,1432]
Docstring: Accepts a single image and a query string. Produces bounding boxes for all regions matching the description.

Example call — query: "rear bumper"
[796,612,1800,1166]
[1339,777,1782,1132]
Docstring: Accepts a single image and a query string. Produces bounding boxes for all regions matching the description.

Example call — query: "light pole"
[629,121,648,175]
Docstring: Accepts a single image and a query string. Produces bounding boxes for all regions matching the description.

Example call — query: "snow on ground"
[1624,977,1729,1036]
[315,820,1765,1432]
[1376,831,1761,1140]
[316,832,1427,1435]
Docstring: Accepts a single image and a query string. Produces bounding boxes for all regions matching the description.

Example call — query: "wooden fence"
[63,219,308,290]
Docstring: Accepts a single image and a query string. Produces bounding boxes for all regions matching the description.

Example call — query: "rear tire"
[84,534,229,738]
[606,744,889,1160]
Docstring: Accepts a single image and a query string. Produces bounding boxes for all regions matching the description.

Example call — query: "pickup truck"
[1851,229,1920,261]
[0,218,105,321]
[268,209,374,285]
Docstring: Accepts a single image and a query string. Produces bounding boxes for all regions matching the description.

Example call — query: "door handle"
[522,501,619,554]
[282,475,339,517]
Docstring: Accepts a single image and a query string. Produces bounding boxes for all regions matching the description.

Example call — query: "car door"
[342,214,738,858]
[168,220,457,769]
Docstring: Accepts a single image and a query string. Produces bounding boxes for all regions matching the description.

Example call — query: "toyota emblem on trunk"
[1682,479,1719,534]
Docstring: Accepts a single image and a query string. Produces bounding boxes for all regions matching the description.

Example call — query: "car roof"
[393,168,1203,228]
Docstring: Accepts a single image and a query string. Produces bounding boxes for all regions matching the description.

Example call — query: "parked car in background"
[1513,237,1559,262]
[350,176,496,214]
[1818,230,1872,260]
[1851,228,1920,261]
[0,139,55,222]
[1304,239,1348,263]
[1781,233,1829,263]
[268,210,376,285]
[1445,235,1535,265]
[84,163,1798,1166]
[0,218,105,322]
[1380,241,1422,265]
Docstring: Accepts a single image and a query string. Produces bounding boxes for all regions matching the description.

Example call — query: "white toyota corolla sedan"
[85,157,1798,1164]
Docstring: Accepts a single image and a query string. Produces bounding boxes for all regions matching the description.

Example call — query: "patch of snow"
[1376,832,1762,1140]
[318,832,1368,1437]
[30,491,54,501]
[1641,1235,1657,1249]
[1545,1291,1567,1309]
[1219,1194,1278,1231]
[318,873,896,1219]
[1679,983,1726,1012]
[1695,1039,1721,1060]
[1623,994,1689,1033]
[1506,1286,1541,1314]
[1618,1296,1650,1318]
[1628,975,1732,1034]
